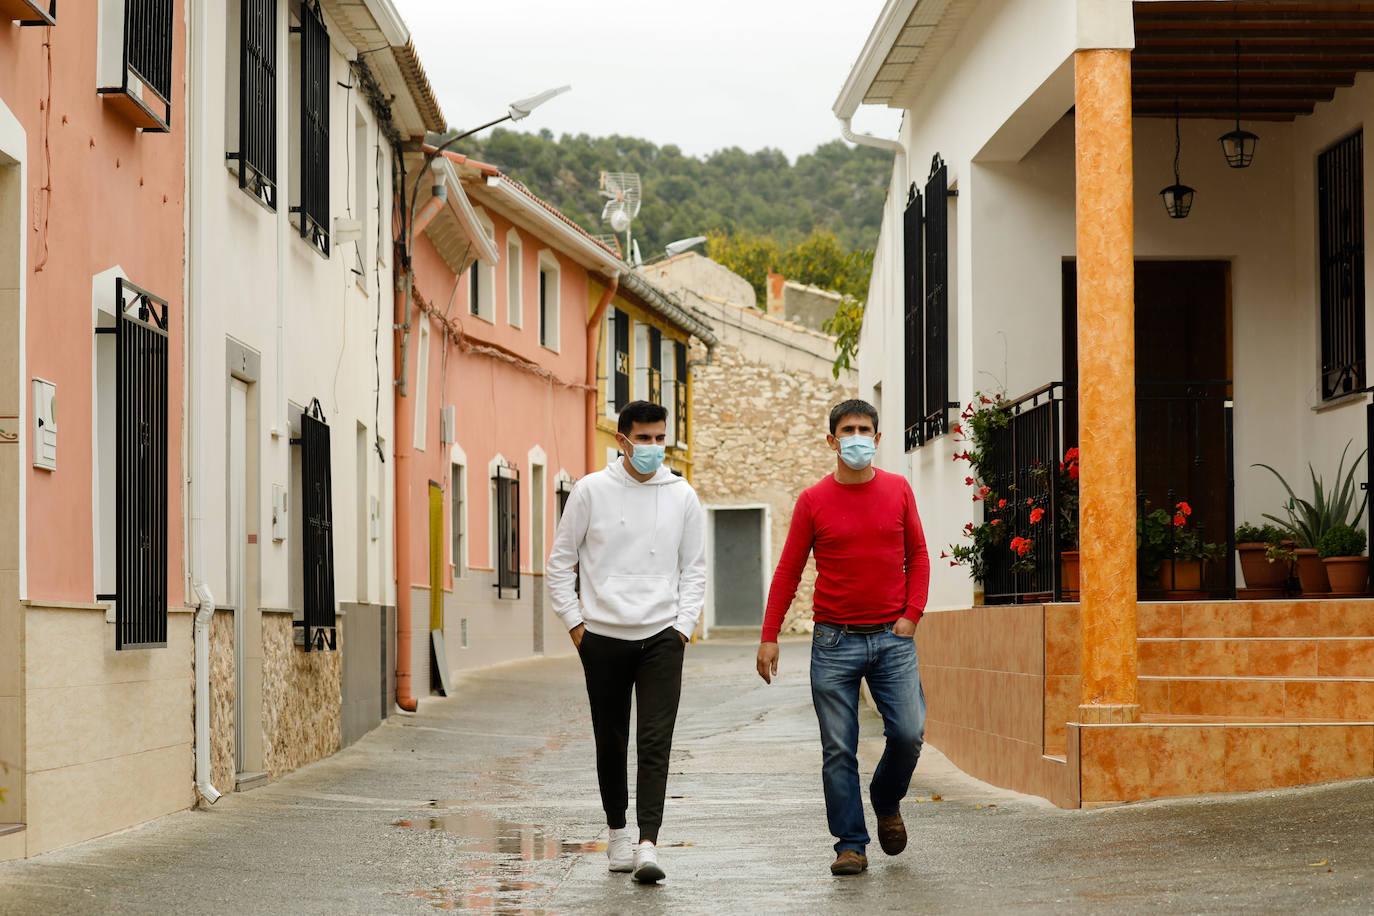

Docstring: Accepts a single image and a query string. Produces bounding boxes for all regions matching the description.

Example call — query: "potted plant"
[1234,521,1289,591]
[1253,441,1368,596]
[1318,524,1368,596]
[1139,500,1222,598]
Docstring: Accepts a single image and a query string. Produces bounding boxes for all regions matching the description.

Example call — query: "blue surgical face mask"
[628,442,666,475]
[837,434,876,470]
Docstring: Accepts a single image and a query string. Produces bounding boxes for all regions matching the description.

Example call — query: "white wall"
[198,1,396,618]
[856,1,1374,607]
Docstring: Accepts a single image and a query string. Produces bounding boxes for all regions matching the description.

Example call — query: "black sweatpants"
[578,626,685,844]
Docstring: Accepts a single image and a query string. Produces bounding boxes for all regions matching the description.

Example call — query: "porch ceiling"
[1133,1,1374,120]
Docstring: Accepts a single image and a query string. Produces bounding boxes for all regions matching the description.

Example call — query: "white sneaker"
[632,840,665,883]
[607,827,634,872]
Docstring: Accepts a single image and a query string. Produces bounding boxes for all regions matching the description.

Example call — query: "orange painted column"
[1074,49,1140,725]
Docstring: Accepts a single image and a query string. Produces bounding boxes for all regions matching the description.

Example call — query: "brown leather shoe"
[830,849,868,875]
[877,811,907,855]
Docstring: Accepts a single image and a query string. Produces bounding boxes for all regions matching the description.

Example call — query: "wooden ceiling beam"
[1133,88,1336,103]
[1132,73,1355,87]
[1136,3,1374,20]
[1132,55,1374,69]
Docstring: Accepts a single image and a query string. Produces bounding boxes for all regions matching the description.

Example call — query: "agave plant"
[1252,441,1368,549]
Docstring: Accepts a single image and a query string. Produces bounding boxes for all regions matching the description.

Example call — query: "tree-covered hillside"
[453,129,893,260]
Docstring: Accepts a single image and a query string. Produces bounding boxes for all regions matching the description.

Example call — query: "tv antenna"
[599,171,642,265]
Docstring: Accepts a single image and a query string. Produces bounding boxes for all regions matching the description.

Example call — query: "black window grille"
[674,341,688,445]
[493,465,521,599]
[291,0,329,256]
[451,464,465,574]
[4,0,57,28]
[97,279,169,650]
[470,267,481,316]
[97,0,173,131]
[228,0,278,210]
[923,155,952,441]
[1318,129,1365,400]
[903,183,925,451]
[612,308,630,414]
[294,399,337,651]
[648,327,662,404]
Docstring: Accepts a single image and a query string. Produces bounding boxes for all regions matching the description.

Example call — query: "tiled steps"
[1139,638,1374,678]
[1139,675,1374,718]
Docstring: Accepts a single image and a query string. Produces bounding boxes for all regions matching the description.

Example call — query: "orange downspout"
[393,274,419,712]
[585,275,619,471]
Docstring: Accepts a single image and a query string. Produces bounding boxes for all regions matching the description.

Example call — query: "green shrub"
[1317,524,1367,559]
[1235,522,1284,545]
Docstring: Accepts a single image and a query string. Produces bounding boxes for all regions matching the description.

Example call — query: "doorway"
[709,507,768,628]
[1063,260,1233,596]
[227,378,248,774]
[530,463,544,654]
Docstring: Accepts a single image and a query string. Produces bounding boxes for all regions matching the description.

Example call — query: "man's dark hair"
[618,400,668,435]
[829,399,879,435]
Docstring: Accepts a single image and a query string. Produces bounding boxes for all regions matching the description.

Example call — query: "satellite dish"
[599,171,641,240]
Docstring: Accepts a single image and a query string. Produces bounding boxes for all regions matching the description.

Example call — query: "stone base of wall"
[261,614,340,779]
[208,610,235,792]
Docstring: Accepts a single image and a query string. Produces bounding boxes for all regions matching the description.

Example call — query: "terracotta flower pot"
[1060,550,1080,600]
[1295,548,1331,595]
[1323,556,1369,596]
[1159,558,1204,598]
[1237,542,1287,590]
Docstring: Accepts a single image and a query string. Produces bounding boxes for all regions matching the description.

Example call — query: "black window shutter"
[297,400,337,651]
[493,466,520,598]
[1319,130,1365,400]
[923,155,950,442]
[649,327,662,404]
[114,279,169,650]
[293,0,330,255]
[613,308,630,412]
[674,341,688,445]
[903,183,925,451]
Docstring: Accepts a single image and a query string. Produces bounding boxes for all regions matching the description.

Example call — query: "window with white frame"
[450,459,466,576]
[468,211,496,322]
[661,335,676,446]
[413,321,430,450]
[633,321,649,401]
[507,234,523,328]
[539,253,560,350]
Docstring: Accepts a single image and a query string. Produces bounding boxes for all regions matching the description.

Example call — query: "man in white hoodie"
[546,400,707,885]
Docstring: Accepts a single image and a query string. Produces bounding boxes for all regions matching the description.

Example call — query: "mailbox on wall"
[32,378,56,471]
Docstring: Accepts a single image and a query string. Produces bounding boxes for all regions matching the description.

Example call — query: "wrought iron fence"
[228,0,278,209]
[292,0,330,255]
[922,155,952,443]
[493,465,521,598]
[295,399,337,651]
[982,384,1064,604]
[1136,381,1236,600]
[100,279,169,650]
[903,183,924,451]
[1318,130,1364,401]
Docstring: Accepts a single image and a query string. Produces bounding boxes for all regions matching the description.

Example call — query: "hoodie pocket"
[596,574,674,626]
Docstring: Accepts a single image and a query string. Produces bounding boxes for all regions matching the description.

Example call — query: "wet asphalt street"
[3,637,1374,914]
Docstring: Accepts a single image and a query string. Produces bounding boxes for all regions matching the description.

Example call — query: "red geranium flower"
[1068,464,1079,481]
[991,518,1001,526]
[964,522,975,533]
[1065,447,1079,462]
[1173,514,1186,527]
[980,395,992,404]
[952,424,963,435]
[965,477,976,486]
[977,486,991,498]
[997,499,1007,508]
[1176,501,1192,517]
[1030,508,1045,524]
[940,551,949,559]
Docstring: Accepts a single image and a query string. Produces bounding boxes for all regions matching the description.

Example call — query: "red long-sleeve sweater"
[761,469,930,642]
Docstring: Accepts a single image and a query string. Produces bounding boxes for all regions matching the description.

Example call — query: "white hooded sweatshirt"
[546,459,706,641]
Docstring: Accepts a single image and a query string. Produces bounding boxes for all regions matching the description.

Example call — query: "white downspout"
[189,0,221,806]
[839,116,906,177]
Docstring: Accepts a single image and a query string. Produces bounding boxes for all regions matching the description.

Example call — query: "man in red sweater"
[756,399,930,876]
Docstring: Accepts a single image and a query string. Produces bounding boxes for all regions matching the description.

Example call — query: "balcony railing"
[1,0,57,26]
[98,0,174,131]
[981,380,1236,604]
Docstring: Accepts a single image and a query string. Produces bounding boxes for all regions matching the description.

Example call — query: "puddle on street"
[391,808,696,855]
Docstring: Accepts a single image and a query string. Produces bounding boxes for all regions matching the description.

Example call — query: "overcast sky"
[393,0,904,162]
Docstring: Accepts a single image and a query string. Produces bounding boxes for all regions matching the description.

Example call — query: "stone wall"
[261,614,341,779]
[684,302,858,634]
[208,610,235,792]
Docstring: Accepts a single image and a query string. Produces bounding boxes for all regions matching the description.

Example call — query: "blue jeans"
[809,621,926,854]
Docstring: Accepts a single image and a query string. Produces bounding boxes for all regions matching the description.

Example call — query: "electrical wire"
[34,27,53,273]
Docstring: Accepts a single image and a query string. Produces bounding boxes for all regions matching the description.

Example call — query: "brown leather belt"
[819,621,891,634]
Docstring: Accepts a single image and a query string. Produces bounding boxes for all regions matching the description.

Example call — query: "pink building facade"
[1,2,189,858]
[399,153,622,691]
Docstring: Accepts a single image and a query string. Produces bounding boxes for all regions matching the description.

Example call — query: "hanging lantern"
[1219,41,1258,168]
[1161,102,1195,219]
